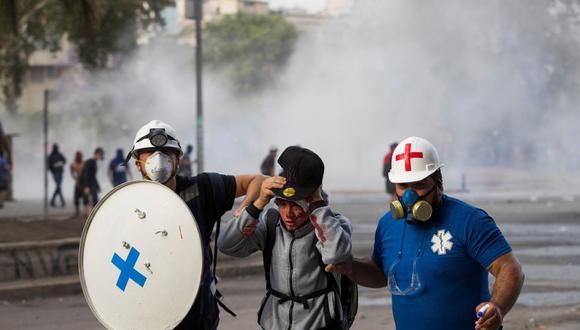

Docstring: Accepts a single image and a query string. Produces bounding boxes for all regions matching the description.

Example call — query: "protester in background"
[48,143,66,207]
[328,137,524,330]
[219,146,353,329]
[0,120,12,171]
[0,149,8,208]
[383,142,398,199]
[108,148,132,187]
[127,120,265,330]
[178,144,195,177]
[80,147,104,214]
[70,151,88,216]
[260,146,278,176]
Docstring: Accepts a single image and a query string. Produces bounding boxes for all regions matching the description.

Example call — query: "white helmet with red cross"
[388,137,444,183]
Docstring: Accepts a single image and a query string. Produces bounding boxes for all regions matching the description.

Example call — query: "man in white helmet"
[127,120,266,330]
[327,137,524,330]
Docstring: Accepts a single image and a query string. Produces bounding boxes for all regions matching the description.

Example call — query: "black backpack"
[261,209,358,329]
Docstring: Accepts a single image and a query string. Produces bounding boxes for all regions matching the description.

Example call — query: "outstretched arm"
[233,174,268,215]
[326,256,387,288]
[218,177,285,256]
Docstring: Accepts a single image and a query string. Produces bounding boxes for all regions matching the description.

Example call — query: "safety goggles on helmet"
[126,120,183,165]
[136,128,178,148]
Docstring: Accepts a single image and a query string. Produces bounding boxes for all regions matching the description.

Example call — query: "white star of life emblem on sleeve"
[431,230,453,255]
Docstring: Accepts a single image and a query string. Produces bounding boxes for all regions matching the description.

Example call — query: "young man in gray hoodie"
[218,146,353,329]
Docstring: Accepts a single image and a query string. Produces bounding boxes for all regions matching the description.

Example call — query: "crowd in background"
[44,143,197,217]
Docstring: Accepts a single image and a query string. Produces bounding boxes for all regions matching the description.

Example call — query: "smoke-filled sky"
[4,0,580,199]
[269,0,325,13]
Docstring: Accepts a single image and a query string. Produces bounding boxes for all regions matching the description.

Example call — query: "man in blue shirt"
[108,148,132,187]
[328,136,524,330]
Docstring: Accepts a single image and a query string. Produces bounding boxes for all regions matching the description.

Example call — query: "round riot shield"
[79,180,203,330]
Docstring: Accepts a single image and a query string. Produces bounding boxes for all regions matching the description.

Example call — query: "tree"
[204,13,299,94]
[0,0,171,113]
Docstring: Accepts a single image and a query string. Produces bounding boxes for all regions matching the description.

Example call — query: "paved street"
[1,193,580,329]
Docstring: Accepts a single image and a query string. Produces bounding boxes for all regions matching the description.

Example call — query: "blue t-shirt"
[372,195,512,330]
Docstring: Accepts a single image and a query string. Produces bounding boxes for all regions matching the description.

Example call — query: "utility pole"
[43,90,49,215]
[186,0,204,172]
[195,0,204,172]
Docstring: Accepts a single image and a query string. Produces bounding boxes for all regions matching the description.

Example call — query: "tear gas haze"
[4,0,580,199]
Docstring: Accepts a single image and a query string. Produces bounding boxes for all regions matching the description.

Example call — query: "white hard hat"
[388,137,444,183]
[129,120,183,160]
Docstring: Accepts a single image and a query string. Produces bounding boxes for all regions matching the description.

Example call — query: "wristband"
[246,202,263,219]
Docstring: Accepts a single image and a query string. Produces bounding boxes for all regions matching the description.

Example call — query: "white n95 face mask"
[144,151,174,183]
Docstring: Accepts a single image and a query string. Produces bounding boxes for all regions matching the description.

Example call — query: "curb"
[0,261,265,301]
[0,275,82,301]
[0,237,79,252]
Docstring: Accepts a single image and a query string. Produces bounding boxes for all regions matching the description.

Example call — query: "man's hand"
[253,176,286,210]
[83,187,90,195]
[474,302,503,330]
[325,255,354,278]
[235,176,285,236]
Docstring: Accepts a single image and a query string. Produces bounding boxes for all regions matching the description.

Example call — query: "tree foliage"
[204,13,298,94]
[0,0,171,113]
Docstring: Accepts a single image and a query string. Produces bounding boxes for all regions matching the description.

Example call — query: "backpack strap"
[206,172,236,317]
[262,208,279,290]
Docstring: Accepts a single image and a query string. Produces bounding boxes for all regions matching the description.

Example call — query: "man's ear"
[135,159,142,172]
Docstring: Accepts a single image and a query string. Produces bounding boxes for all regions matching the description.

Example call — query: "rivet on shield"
[122,241,131,249]
[134,209,146,219]
[144,262,153,274]
[155,230,168,237]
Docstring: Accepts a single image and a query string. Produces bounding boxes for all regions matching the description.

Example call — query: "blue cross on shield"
[111,247,147,292]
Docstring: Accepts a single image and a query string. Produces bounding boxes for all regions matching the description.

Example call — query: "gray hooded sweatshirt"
[217,204,352,330]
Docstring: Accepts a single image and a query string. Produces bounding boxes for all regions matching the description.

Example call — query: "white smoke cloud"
[5,0,580,199]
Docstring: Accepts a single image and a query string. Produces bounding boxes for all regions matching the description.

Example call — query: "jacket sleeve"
[217,206,268,258]
[310,206,353,265]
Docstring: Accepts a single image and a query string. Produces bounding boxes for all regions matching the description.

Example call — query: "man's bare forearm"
[351,257,388,288]
[491,261,524,315]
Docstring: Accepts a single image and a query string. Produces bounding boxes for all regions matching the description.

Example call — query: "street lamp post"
[43,89,49,215]
[186,0,204,173]
[195,0,204,173]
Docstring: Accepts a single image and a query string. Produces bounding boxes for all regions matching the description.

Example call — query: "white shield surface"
[79,180,203,330]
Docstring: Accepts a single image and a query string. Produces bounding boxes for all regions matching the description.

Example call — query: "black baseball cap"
[271,146,324,201]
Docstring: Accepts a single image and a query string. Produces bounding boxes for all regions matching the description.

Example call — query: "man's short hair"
[430,169,443,189]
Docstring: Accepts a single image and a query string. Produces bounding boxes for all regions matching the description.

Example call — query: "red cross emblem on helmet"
[395,143,424,171]
[388,137,443,183]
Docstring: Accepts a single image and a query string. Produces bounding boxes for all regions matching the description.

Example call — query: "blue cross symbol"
[111,247,147,292]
